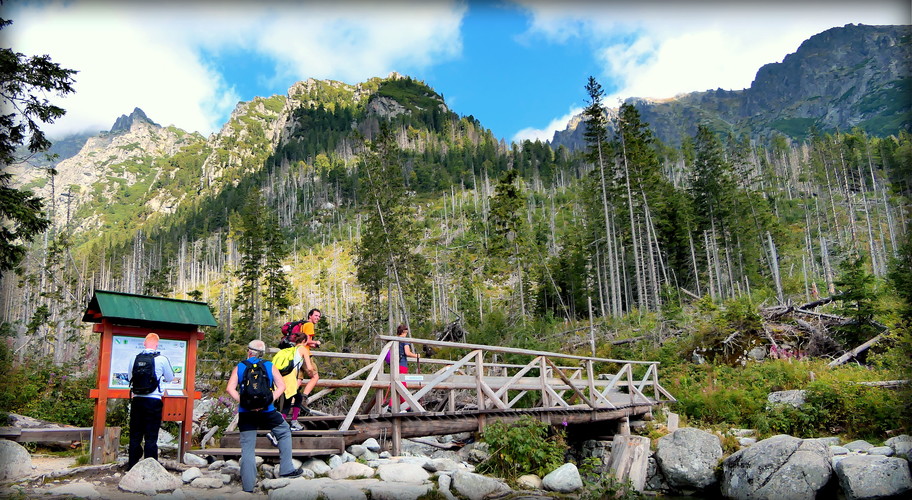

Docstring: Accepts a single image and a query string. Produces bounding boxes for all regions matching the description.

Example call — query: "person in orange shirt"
[289,308,321,428]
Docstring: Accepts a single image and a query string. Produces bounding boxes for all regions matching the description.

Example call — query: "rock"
[542,463,583,493]
[517,474,543,489]
[181,467,202,483]
[119,457,182,495]
[328,454,345,468]
[208,459,225,470]
[342,451,357,463]
[739,437,757,446]
[656,427,723,492]
[157,428,178,451]
[831,446,850,455]
[834,454,912,500]
[766,389,807,409]
[302,457,331,475]
[362,450,380,461]
[721,435,832,500]
[747,346,766,360]
[377,462,430,483]
[423,458,463,473]
[363,438,381,452]
[438,473,458,500]
[48,482,100,498]
[327,461,375,479]
[813,436,842,446]
[366,482,433,500]
[844,440,874,452]
[190,476,223,489]
[869,446,894,456]
[646,457,670,492]
[666,412,679,432]
[348,444,367,457]
[319,482,368,500]
[887,435,912,458]
[183,452,208,467]
[261,477,290,490]
[0,440,33,481]
[451,470,511,500]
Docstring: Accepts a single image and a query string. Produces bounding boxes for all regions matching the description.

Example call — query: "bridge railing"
[308,336,675,432]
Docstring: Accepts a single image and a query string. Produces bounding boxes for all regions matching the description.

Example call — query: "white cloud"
[6,1,466,138]
[512,106,583,144]
[516,0,910,125]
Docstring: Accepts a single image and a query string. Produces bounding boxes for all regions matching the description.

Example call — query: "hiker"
[226,340,303,492]
[297,308,321,411]
[126,332,179,470]
[273,332,311,430]
[388,324,420,409]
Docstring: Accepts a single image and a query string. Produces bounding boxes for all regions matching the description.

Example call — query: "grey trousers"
[238,410,295,492]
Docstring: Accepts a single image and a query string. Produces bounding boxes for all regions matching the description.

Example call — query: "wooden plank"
[410,350,478,401]
[5,427,92,442]
[189,447,340,458]
[221,435,343,450]
[492,356,540,400]
[339,343,389,431]
[608,435,651,492]
[377,335,658,365]
[546,358,594,408]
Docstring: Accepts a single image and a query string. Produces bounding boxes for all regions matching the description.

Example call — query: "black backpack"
[239,360,274,410]
[131,352,160,395]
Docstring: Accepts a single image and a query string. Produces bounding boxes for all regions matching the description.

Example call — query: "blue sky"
[6,0,910,144]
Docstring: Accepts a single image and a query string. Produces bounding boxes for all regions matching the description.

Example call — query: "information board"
[109,335,187,390]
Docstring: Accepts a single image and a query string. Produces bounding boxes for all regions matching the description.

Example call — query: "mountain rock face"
[110,107,160,133]
[551,24,911,149]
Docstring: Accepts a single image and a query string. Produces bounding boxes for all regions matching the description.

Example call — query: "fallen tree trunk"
[828,334,884,367]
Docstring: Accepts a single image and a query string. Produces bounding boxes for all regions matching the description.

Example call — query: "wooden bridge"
[194,336,676,459]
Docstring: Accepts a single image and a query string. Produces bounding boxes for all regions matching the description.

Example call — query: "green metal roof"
[82,290,218,328]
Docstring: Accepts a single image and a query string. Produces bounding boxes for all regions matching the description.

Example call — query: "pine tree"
[0,17,76,276]
[234,189,266,343]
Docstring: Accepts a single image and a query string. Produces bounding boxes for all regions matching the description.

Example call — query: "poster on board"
[109,335,187,390]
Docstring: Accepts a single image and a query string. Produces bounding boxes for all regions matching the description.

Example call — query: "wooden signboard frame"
[87,320,204,465]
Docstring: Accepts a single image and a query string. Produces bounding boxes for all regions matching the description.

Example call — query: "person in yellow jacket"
[272,322,319,430]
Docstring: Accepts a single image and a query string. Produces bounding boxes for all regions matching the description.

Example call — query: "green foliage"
[477,416,566,481]
[0,348,95,427]
[833,253,882,347]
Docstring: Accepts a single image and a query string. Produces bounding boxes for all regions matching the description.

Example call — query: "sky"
[4,0,910,144]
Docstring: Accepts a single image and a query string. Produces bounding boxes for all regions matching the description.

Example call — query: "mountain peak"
[110,107,159,133]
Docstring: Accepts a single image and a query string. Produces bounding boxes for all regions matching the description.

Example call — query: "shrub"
[477,416,565,481]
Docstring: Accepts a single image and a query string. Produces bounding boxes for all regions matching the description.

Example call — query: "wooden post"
[91,322,114,465]
[102,427,121,463]
[608,435,650,492]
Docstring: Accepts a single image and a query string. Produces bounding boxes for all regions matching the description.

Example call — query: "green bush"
[477,416,566,481]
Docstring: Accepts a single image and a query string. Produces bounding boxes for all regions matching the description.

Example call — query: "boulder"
[363,437,381,452]
[47,481,100,498]
[376,462,430,483]
[189,476,223,489]
[0,440,33,481]
[834,454,912,500]
[656,427,722,492]
[182,452,208,467]
[366,482,433,500]
[844,440,874,452]
[886,435,912,458]
[517,474,543,489]
[302,457,331,475]
[119,457,182,495]
[181,467,202,483]
[721,435,832,500]
[542,463,583,493]
[348,444,367,457]
[423,457,463,473]
[766,389,806,409]
[327,461,375,479]
[451,470,511,500]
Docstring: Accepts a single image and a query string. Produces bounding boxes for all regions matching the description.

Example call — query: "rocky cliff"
[551,23,912,149]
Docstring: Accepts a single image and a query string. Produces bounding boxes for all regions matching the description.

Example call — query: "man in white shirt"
[126,332,179,470]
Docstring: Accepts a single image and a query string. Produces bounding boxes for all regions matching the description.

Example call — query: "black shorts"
[237,410,285,432]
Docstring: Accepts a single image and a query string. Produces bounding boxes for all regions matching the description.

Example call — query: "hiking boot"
[265,431,279,447]
[280,467,304,478]
[289,420,303,431]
